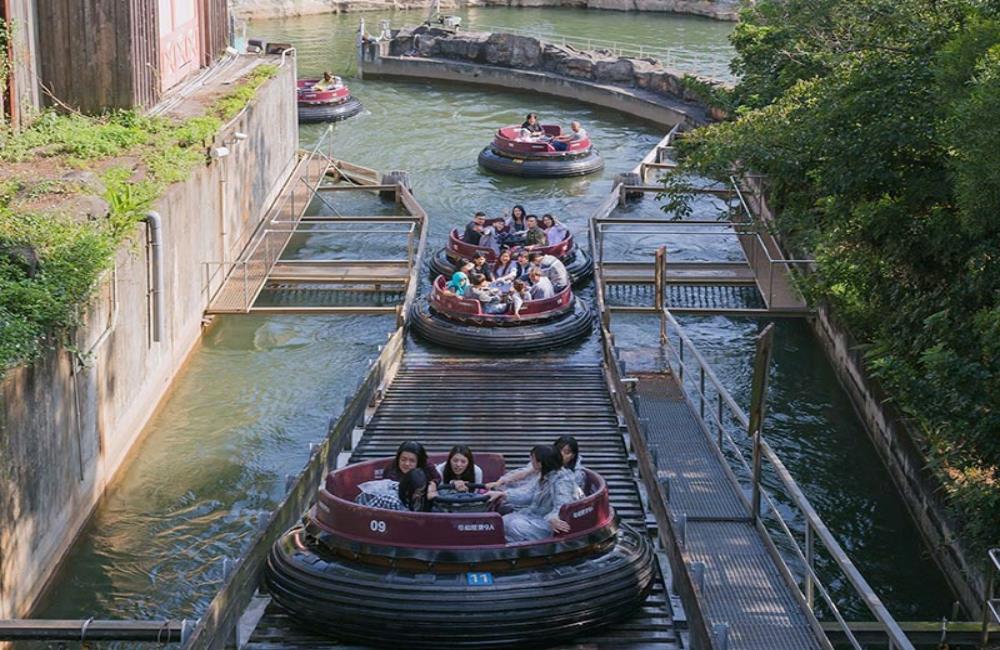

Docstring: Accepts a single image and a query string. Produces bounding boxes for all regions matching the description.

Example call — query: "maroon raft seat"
[430,275,573,323]
[312,454,613,550]
[296,78,351,105]
[492,125,593,156]
[445,227,574,262]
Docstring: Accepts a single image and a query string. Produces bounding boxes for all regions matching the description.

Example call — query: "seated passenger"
[354,467,433,512]
[523,215,548,248]
[312,71,340,91]
[551,121,587,152]
[398,468,433,512]
[541,214,569,245]
[529,252,570,292]
[469,273,508,314]
[480,219,513,255]
[384,440,442,485]
[520,112,544,136]
[463,212,487,245]
[445,271,469,297]
[435,445,484,493]
[487,446,576,542]
[510,279,532,318]
[493,249,519,282]
[507,205,528,232]
[515,250,533,281]
[470,253,494,281]
[528,268,555,300]
[553,435,587,490]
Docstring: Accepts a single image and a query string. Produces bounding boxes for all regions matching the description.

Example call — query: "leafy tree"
[671,0,1000,552]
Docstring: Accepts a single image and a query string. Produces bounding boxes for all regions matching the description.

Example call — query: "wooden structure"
[204,134,426,318]
[3,0,229,118]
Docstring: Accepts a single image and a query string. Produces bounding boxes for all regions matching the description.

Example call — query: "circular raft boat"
[478,125,604,178]
[266,453,655,649]
[297,78,363,124]
[428,225,593,287]
[410,276,593,352]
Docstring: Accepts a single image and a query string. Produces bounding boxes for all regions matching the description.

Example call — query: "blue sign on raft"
[466,572,494,586]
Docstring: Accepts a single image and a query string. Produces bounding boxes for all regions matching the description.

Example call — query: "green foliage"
[671,0,1000,552]
[211,64,278,120]
[0,65,280,373]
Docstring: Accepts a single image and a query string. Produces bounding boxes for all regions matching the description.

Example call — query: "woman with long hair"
[435,445,483,492]
[488,445,577,542]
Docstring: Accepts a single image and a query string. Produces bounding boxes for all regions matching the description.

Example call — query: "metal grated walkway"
[247,350,679,650]
[635,373,825,650]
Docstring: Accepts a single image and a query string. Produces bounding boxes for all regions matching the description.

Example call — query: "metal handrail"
[657,307,915,650]
[983,548,1000,646]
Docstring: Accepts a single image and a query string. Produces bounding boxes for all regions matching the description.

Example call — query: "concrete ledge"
[362,55,709,128]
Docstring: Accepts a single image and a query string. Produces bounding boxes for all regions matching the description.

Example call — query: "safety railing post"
[717,394,724,449]
[655,246,666,344]
[699,366,706,420]
[242,261,249,311]
[983,548,999,647]
[748,323,775,522]
[805,523,815,610]
[678,338,685,382]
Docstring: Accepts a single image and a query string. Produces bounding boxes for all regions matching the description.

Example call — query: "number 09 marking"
[369,520,387,533]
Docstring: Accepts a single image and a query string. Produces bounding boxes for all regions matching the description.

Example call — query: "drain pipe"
[143,211,164,343]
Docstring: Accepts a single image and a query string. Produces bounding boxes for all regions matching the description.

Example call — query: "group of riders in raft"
[355,437,585,543]
[443,209,572,318]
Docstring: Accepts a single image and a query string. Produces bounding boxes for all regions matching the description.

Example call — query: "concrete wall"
[231,0,739,21]
[810,307,985,614]
[361,41,711,127]
[743,178,986,614]
[0,57,298,619]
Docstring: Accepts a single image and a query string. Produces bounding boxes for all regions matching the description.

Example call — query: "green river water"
[36,6,956,635]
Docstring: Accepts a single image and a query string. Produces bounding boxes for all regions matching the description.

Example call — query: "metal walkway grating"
[635,373,825,650]
[607,283,766,312]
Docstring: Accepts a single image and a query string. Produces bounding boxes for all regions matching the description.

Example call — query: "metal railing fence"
[656,307,915,650]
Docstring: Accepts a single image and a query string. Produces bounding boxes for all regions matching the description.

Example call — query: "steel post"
[748,323,775,522]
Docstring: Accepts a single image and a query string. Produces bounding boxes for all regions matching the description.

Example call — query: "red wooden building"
[1,0,229,126]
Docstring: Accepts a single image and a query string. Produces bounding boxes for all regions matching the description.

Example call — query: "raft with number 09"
[265,453,656,649]
[410,276,594,352]
[478,125,604,178]
[429,225,593,287]
[297,78,363,123]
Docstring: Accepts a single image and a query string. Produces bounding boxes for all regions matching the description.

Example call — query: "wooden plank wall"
[3,0,43,128]
[199,0,229,65]
[35,0,160,113]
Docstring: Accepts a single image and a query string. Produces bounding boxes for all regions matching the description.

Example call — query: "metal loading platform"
[204,130,425,317]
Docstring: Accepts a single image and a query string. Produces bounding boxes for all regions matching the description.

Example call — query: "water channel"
[37,6,954,635]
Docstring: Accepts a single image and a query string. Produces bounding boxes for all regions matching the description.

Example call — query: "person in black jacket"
[463,212,487,245]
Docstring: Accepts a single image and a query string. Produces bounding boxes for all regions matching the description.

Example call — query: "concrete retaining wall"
[360,30,714,126]
[810,307,985,614]
[0,58,298,618]
[743,178,986,613]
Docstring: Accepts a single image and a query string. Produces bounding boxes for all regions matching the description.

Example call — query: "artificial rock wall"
[0,57,298,619]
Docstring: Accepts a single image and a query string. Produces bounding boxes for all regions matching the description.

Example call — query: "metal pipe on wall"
[143,211,164,343]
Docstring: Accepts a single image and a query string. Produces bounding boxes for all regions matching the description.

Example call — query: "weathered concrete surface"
[0,57,298,619]
[385,27,727,107]
[811,307,985,615]
[364,26,722,125]
[364,53,708,126]
[231,0,739,20]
